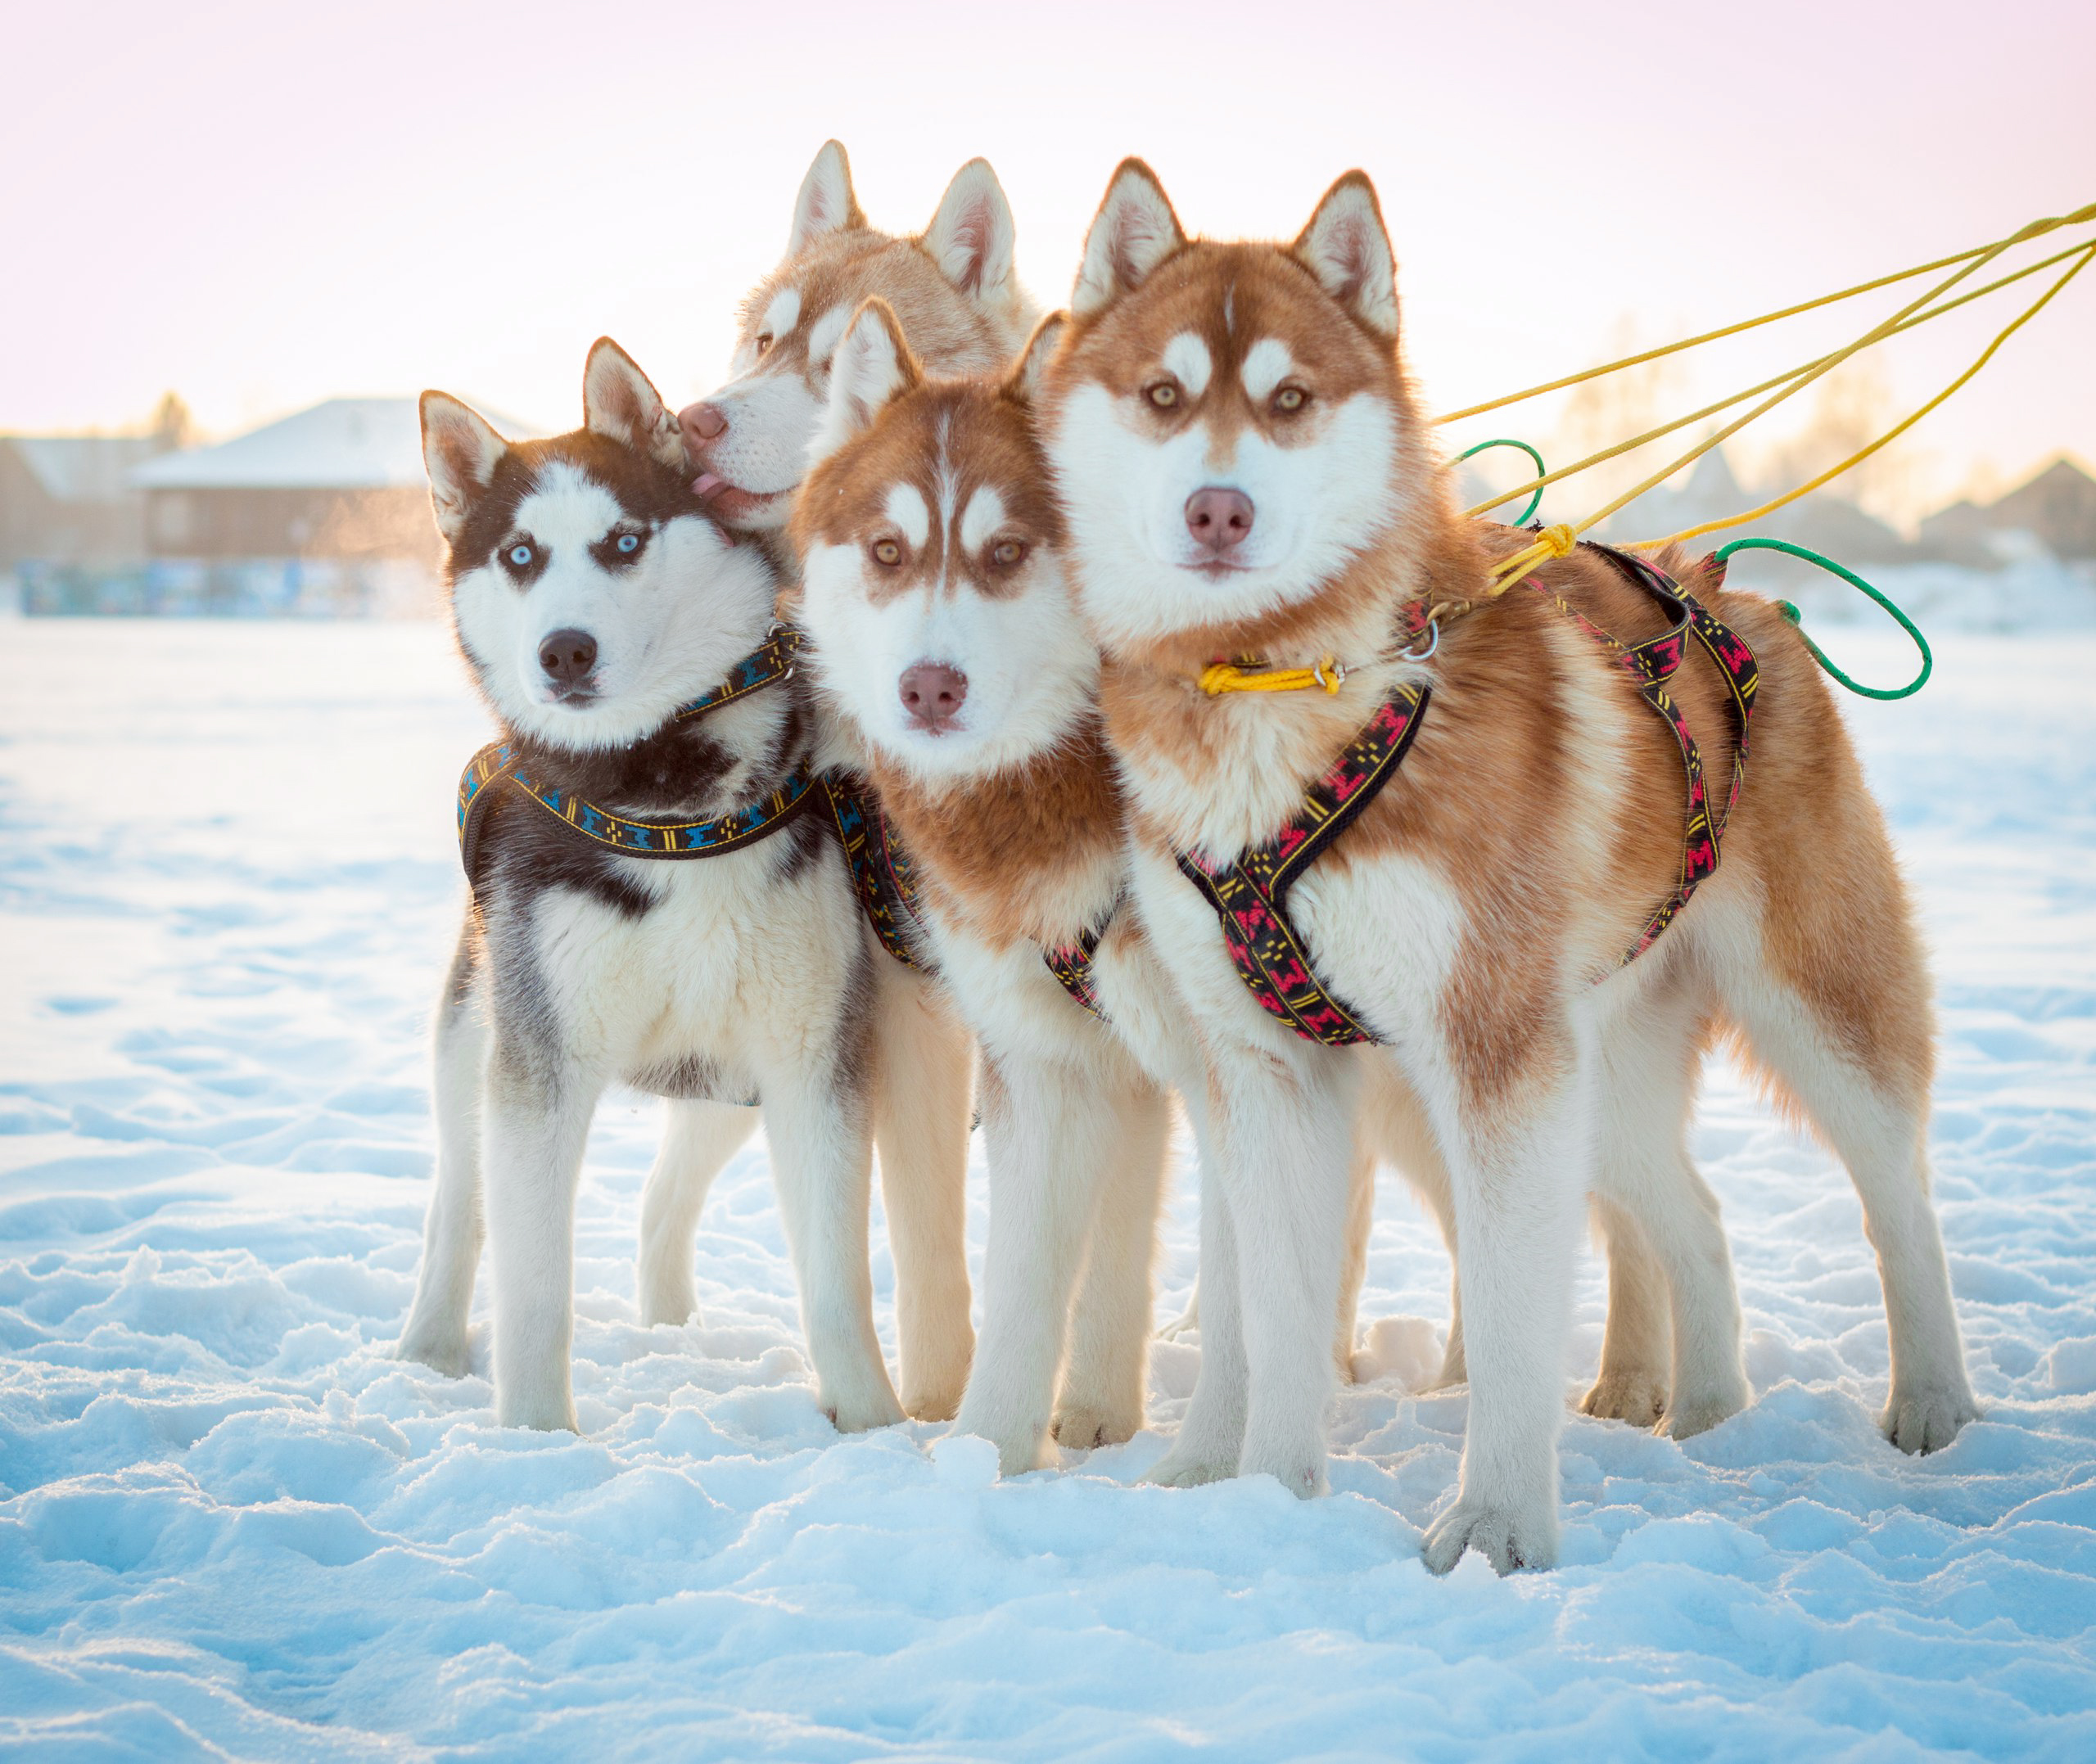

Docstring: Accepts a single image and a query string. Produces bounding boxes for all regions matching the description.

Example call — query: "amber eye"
[1146,381,1179,409]
[1275,386,1307,413]
[754,333,774,357]
[871,538,903,567]
[991,539,1027,567]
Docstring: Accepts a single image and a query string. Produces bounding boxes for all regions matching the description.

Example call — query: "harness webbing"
[1177,686,1430,1047]
[825,768,1120,1013]
[1043,900,1120,1022]
[671,624,802,720]
[1179,548,1759,1047]
[455,629,813,888]
[1552,544,1757,964]
[457,745,816,880]
[821,771,928,969]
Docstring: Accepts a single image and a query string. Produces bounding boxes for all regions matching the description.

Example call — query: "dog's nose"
[539,628,598,683]
[680,400,729,448]
[1185,486,1255,557]
[898,661,968,731]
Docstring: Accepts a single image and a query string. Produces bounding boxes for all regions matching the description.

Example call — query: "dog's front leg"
[952,1054,1111,1473]
[481,1044,598,1432]
[1148,1092,1247,1487]
[1417,1058,1587,1576]
[1207,1053,1357,1496]
[870,964,977,1422]
[1053,1076,1172,1451]
[761,1065,905,1432]
[396,928,489,1377]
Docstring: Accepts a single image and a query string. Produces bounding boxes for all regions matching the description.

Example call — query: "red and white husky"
[790,303,1199,1469]
[1037,161,1976,1572]
[788,300,1750,1477]
[680,139,1037,548]
[627,142,1044,1422]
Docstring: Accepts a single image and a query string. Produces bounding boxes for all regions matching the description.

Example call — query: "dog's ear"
[1073,159,1186,318]
[582,337,683,470]
[1001,311,1069,406]
[808,298,923,467]
[420,392,508,545]
[922,158,1016,302]
[1292,171,1399,338]
[788,139,865,257]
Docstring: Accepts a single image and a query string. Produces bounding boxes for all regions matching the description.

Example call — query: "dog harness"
[821,770,928,969]
[456,626,815,885]
[824,768,1116,1018]
[1177,544,1759,1047]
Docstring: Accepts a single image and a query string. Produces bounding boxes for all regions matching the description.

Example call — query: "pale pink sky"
[3,0,2090,512]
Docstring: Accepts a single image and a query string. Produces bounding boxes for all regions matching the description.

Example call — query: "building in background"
[10,395,533,616]
[0,395,187,576]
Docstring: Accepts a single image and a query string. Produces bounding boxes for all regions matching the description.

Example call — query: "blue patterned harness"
[456,625,815,885]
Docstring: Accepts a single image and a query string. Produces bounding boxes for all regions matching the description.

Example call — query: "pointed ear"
[808,298,922,467]
[1292,171,1399,337]
[922,157,1016,301]
[1073,159,1186,318]
[788,138,865,257]
[582,337,683,470]
[420,391,509,545]
[1002,311,1069,405]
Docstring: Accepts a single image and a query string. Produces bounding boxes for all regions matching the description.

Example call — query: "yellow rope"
[1436,199,2096,426]
[1195,201,2095,695]
[1201,656,1346,697]
[1630,241,2095,551]
[1475,207,2095,598]
[1460,238,2095,523]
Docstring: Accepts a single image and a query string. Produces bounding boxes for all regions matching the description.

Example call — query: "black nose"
[539,628,597,683]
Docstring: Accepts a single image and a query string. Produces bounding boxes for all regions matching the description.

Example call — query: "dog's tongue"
[691,472,727,503]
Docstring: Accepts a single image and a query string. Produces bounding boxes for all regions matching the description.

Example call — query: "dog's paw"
[901,1386,964,1424]
[1235,1441,1327,1500]
[635,1289,698,1329]
[1145,1448,1236,1489]
[495,1390,580,1433]
[1421,1496,1558,1576]
[951,1403,1050,1475]
[1052,1401,1142,1451]
[1154,1305,1199,1345]
[1580,1366,1669,1428]
[824,1384,908,1434]
[1658,1373,1750,1441]
[1882,1382,1980,1455]
[393,1328,472,1380]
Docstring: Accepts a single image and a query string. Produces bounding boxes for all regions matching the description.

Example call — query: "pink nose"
[679,400,728,448]
[1185,486,1255,557]
[899,661,968,731]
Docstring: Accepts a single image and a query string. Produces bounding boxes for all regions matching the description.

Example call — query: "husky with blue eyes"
[392,337,975,1436]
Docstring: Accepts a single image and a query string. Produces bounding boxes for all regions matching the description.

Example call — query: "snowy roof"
[130,397,543,492]
[7,435,170,503]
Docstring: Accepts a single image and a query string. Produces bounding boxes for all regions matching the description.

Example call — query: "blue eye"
[617,532,639,553]
[508,544,533,567]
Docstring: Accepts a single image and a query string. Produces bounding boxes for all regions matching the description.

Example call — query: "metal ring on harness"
[1396,618,1439,662]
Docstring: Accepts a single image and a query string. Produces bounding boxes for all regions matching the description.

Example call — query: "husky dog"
[1039,162,1976,1572]
[788,301,1206,1469]
[393,338,968,1432]
[615,140,1041,1389]
[678,140,1037,553]
[788,301,1716,1476]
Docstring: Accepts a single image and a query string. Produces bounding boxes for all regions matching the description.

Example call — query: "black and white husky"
[393,338,973,1432]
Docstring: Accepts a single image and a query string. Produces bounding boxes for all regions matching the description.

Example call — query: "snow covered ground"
[2,607,2093,1761]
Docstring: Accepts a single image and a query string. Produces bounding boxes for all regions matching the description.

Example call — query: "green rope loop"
[1457,438,1547,526]
[1713,536,1931,701]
